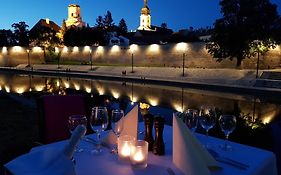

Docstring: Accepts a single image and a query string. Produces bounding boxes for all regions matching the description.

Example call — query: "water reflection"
[0,73,280,127]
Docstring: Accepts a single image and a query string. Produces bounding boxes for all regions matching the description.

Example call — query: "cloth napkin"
[5,125,87,175]
[172,114,219,175]
[103,105,139,145]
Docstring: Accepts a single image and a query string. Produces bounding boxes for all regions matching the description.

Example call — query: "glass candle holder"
[130,140,149,169]
[117,135,135,161]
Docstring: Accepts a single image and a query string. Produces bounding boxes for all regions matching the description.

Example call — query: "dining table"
[5,123,278,175]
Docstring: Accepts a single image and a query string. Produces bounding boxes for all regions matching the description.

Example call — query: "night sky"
[1,0,281,31]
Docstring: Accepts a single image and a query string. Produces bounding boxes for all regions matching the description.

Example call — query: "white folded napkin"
[172,114,219,175]
[5,125,87,175]
[103,105,139,145]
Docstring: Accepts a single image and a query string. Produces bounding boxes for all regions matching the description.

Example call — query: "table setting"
[4,105,278,175]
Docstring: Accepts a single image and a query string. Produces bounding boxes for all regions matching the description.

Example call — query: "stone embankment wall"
[0,42,280,69]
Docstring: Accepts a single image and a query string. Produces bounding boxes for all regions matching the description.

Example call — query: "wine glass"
[111,109,124,153]
[219,115,237,151]
[68,115,88,153]
[184,109,199,133]
[198,106,217,148]
[90,106,109,154]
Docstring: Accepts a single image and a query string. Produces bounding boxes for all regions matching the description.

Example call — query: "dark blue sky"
[1,0,281,31]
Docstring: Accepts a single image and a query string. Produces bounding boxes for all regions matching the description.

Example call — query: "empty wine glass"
[111,109,124,153]
[184,109,199,133]
[68,115,88,153]
[90,106,109,154]
[199,106,217,148]
[219,115,237,151]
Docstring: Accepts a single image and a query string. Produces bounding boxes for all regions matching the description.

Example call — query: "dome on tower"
[141,6,150,15]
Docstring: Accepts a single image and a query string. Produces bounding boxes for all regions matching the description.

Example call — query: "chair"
[37,94,88,144]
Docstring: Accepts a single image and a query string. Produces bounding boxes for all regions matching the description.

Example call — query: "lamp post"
[27,49,30,67]
[182,53,186,77]
[130,44,138,73]
[256,49,260,79]
[90,49,93,70]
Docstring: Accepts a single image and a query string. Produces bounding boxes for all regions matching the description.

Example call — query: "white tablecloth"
[6,123,277,175]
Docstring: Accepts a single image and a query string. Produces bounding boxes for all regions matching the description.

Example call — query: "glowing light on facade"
[149,44,160,53]
[62,46,68,53]
[175,42,188,52]
[15,87,26,94]
[111,45,120,53]
[55,47,60,53]
[96,46,104,54]
[32,47,43,53]
[130,44,138,53]
[83,46,91,53]
[2,47,7,54]
[12,46,23,53]
[73,46,79,53]
[97,87,105,95]
[111,91,120,99]
[35,85,45,91]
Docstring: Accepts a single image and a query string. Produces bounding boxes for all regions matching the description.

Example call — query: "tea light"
[130,140,148,168]
[118,135,135,160]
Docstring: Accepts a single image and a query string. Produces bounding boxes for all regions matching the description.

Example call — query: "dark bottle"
[143,113,154,151]
[153,116,165,155]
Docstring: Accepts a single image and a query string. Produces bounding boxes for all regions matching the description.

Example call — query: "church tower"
[65,4,85,28]
[138,0,154,31]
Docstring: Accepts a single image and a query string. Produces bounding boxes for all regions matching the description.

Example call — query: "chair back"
[37,95,87,144]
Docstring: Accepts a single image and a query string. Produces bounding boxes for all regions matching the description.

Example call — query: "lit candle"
[118,135,135,161]
[130,140,148,169]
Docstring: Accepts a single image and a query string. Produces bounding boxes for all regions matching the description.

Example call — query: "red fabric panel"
[42,95,86,143]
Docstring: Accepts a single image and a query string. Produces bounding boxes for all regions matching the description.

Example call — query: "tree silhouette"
[161,22,167,29]
[206,0,280,67]
[96,16,104,28]
[0,30,14,46]
[103,11,114,30]
[12,21,29,46]
[118,18,128,35]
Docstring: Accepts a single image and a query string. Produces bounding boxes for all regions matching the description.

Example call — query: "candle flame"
[133,150,144,162]
[121,142,131,157]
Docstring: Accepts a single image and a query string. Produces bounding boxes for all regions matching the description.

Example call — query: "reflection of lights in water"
[55,47,59,53]
[85,86,91,93]
[131,101,134,105]
[97,87,105,95]
[262,111,276,124]
[5,86,10,93]
[147,97,158,106]
[112,90,120,99]
[96,46,104,54]
[13,46,23,53]
[29,88,32,92]
[63,82,70,88]
[15,87,26,94]
[174,104,183,113]
[35,85,45,91]
[56,80,60,87]
[74,83,80,90]
[62,46,68,53]
[131,97,138,103]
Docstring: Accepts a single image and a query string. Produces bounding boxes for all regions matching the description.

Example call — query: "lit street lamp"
[176,42,188,77]
[130,44,138,73]
[27,49,30,67]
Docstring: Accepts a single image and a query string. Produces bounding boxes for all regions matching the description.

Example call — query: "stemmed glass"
[184,109,199,133]
[198,106,217,148]
[111,109,124,153]
[68,115,88,153]
[90,106,109,154]
[219,115,237,151]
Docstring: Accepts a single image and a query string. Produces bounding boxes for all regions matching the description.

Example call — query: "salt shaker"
[143,113,154,151]
[153,115,165,155]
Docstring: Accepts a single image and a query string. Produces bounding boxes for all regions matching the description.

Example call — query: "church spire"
[144,0,147,7]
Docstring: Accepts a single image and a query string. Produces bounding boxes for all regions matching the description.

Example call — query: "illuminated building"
[138,0,155,31]
[65,4,85,28]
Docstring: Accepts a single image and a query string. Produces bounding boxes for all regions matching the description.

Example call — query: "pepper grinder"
[143,113,154,151]
[153,115,165,155]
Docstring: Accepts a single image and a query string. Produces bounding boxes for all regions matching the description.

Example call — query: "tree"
[12,21,29,46]
[96,16,104,28]
[206,0,280,67]
[161,22,167,29]
[0,30,14,46]
[103,11,114,30]
[118,18,128,35]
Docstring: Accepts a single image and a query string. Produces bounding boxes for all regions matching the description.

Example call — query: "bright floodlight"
[130,44,138,53]
[176,42,188,52]
[149,44,160,53]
